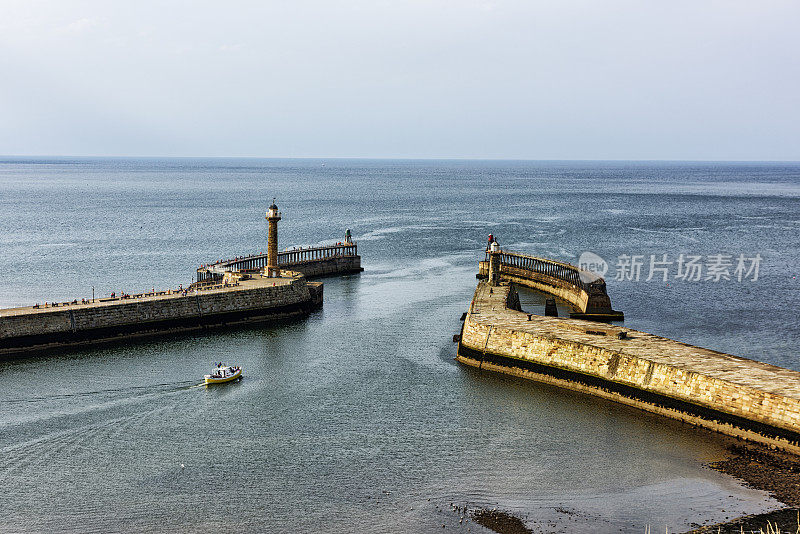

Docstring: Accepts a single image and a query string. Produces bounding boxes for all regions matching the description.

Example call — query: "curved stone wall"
[478,251,622,320]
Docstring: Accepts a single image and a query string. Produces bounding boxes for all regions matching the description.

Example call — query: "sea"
[0,158,798,533]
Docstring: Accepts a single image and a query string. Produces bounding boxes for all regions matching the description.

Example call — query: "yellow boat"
[204,365,242,384]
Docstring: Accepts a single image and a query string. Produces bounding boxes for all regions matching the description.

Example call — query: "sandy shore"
[686,443,800,533]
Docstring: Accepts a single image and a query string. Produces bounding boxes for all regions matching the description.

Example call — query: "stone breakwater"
[0,275,322,356]
[457,280,800,453]
[197,244,363,283]
[286,255,362,278]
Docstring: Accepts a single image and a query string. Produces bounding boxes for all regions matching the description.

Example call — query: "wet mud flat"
[470,508,532,534]
[687,443,800,533]
[447,504,604,534]
[448,505,532,534]
[443,440,800,534]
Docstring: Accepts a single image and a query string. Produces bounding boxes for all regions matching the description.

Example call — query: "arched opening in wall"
[515,285,574,318]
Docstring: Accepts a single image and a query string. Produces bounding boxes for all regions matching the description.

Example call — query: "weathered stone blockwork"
[458,281,800,452]
[290,256,362,278]
[0,277,322,355]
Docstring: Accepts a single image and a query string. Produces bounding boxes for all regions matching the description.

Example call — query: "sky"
[1,0,798,160]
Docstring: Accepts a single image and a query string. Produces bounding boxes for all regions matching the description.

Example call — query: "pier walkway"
[1,274,322,356]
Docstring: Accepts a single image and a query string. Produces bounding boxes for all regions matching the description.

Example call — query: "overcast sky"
[1,0,798,160]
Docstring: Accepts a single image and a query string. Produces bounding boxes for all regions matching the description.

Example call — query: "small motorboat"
[204,364,242,385]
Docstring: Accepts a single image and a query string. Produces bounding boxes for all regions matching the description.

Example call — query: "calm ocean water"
[0,158,798,533]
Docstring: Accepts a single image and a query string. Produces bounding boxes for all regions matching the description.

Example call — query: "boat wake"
[0,379,217,484]
[0,381,199,405]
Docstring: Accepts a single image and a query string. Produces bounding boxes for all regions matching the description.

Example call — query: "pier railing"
[197,243,358,282]
[486,250,602,293]
[277,244,358,266]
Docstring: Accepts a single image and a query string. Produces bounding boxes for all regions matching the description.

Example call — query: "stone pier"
[458,280,800,454]
[0,273,322,356]
[0,203,362,357]
[197,243,363,283]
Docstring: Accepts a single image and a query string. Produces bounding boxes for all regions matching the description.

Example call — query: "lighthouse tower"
[266,198,282,278]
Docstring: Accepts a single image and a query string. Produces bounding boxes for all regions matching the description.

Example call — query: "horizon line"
[1,154,800,164]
